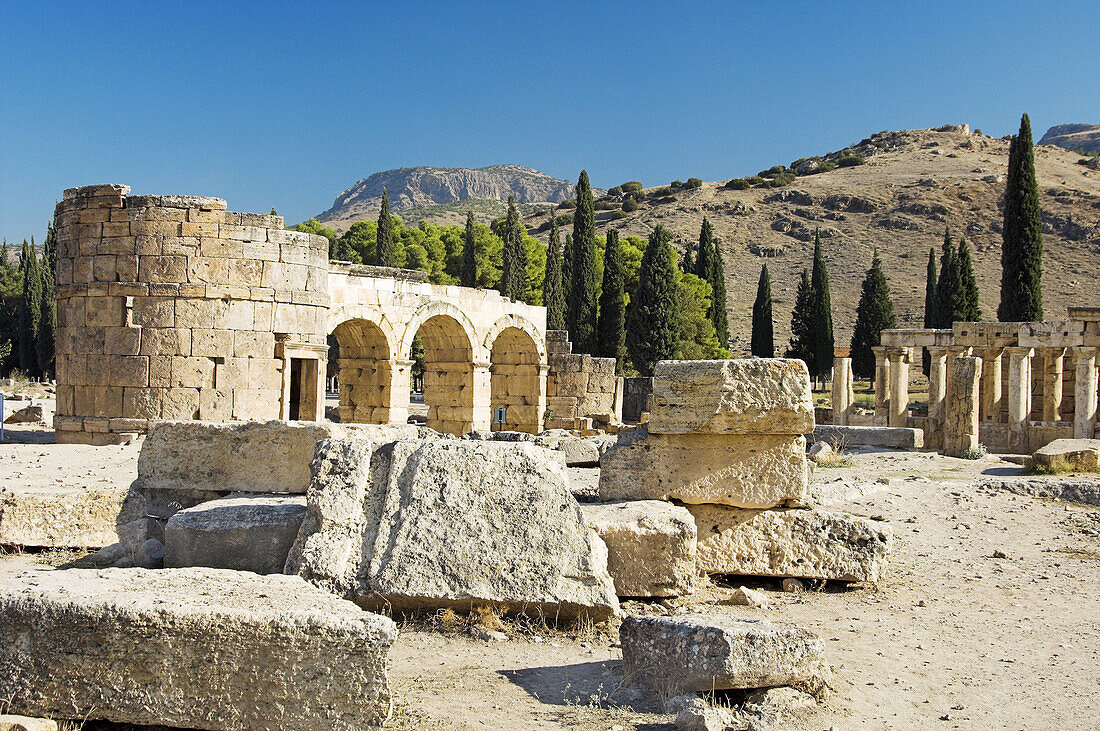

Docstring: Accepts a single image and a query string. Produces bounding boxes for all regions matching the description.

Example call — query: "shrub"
[746,176,766,186]
[649,186,672,198]
[685,177,703,188]
[837,154,866,168]
[759,165,787,178]
[611,210,629,220]
[621,181,643,193]
[557,199,576,209]
[724,178,752,190]
[608,186,623,197]
[766,172,796,187]
[671,180,684,188]
[622,196,638,212]
[556,213,573,226]
[817,161,837,173]
[594,200,618,211]
[961,444,987,460]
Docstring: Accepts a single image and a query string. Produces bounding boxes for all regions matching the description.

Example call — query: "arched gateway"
[51,185,547,443]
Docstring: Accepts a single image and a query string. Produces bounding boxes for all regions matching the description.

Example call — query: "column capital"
[981,346,1005,358]
[927,345,949,358]
[1004,346,1034,358]
[1071,346,1098,361]
[872,346,888,358]
[885,346,910,363]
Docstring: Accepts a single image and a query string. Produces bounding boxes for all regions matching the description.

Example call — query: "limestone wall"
[53,184,329,444]
[544,331,621,430]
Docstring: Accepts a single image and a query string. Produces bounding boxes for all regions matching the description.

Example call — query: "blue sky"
[1,1,1097,242]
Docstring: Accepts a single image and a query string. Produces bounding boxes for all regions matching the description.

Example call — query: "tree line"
[0,225,56,379]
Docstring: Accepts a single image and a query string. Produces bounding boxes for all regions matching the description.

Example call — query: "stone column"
[926,346,949,450]
[471,361,493,433]
[886,347,910,428]
[873,346,890,425]
[1005,347,1034,453]
[538,363,551,431]
[945,355,982,458]
[387,358,414,427]
[980,348,1003,422]
[831,357,853,425]
[1072,347,1098,439]
[1041,348,1066,422]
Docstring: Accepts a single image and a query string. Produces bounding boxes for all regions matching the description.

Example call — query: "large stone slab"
[288,438,619,620]
[164,495,307,574]
[620,613,828,693]
[0,568,395,730]
[0,486,124,549]
[1031,438,1100,473]
[688,505,892,582]
[598,429,809,508]
[649,359,814,435]
[581,500,697,597]
[811,424,924,450]
[556,436,601,466]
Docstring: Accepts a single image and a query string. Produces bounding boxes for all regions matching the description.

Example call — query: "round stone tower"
[52,184,330,444]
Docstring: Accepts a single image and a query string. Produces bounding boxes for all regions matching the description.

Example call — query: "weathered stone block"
[810,425,923,449]
[599,428,809,508]
[165,495,307,574]
[649,359,814,435]
[581,501,697,597]
[1031,438,1100,473]
[0,568,395,730]
[0,485,124,548]
[688,505,893,583]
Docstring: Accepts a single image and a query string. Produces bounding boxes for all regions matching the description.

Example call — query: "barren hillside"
[525,126,1100,355]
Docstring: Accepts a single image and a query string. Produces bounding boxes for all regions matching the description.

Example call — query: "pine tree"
[626,225,679,376]
[543,214,566,330]
[37,223,56,378]
[460,210,477,287]
[849,250,897,378]
[750,264,773,358]
[934,227,962,328]
[708,238,729,349]
[998,112,1043,322]
[597,229,625,364]
[957,237,981,322]
[568,170,598,353]
[809,231,834,382]
[922,247,937,375]
[786,268,813,367]
[375,189,394,267]
[18,241,42,376]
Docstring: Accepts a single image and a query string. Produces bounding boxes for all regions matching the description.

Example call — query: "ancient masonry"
[52,184,575,444]
[875,310,1100,453]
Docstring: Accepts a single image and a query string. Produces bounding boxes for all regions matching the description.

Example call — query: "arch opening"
[414,314,474,435]
[331,318,392,424]
[490,326,543,434]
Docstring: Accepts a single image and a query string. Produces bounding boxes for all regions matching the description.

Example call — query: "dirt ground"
[3,427,1099,730]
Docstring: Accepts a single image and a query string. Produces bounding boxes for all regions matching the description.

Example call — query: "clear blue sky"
[2,0,1097,242]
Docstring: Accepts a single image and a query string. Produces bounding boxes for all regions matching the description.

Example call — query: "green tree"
[786,268,813,367]
[18,241,43,376]
[681,244,694,275]
[694,217,713,280]
[809,232,834,381]
[512,202,530,302]
[288,218,341,258]
[37,223,56,378]
[499,196,520,299]
[626,225,679,375]
[849,250,897,378]
[998,112,1043,322]
[751,264,773,357]
[957,237,981,321]
[544,214,566,330]
[597,229,625,365]
[922,247,937,375]
[460,210,477,287]
[934,227,962,328]
[568,170,598,353]
[676,272,727,360]
[375,189,395,267]
[708,237,729,349]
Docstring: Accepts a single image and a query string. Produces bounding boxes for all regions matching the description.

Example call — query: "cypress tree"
[998,112,1043,322]
[626,225,679,376]
[597,229,625,364]
[922,247,937,375]
[695,218,713,280]
[544,214,566,330]
[681,245,694,275]
[460,210,477,287]
[562,233,573,326]
[499,196,518,298]
[786,268,813,367]
[934,227,962,328]
[37,223,56,378]
[708,238,729,349]
[957,237,981,322]
[568,170,598,353]
[18,241,42,376]
[750,264,773,358]
[512,204,529,302]
[809,231,834,382]
[849,250,897,378]
[375,189,394,267]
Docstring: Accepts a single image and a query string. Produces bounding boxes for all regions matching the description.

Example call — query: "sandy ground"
[2,428,1099,730]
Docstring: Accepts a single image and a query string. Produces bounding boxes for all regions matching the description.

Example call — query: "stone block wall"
[544,331,620,430]
[621,376,653,424]
[53,184,330,444]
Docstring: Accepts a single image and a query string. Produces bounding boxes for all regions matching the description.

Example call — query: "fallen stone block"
[165,495,307,574]
[599,429,809,508]
[811,424,923,450]
[649,359,814,435]
[0,715,57,731]
[688,505,892,583]
[3,403,45,424]
[288,438,618,620]
[0,568,395,730]
[1030,438,1100,473]
[557,436,601,466]
[621,613,828,693]
[0,485,124,549]
[581,500,697,597]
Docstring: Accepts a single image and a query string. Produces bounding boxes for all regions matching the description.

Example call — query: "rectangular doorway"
[289,357,320,421]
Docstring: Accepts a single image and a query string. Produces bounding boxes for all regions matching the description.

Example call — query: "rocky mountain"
[523,125,1100,355]
[1039,124,1100,155]
[316,164,583,230]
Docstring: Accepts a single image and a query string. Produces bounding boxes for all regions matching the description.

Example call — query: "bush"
[671,180,684,188]
[724,178,752,190]
[611,210,629,220]
[622,196,638,212]
[817,161,837,173]
[759,165,787,178]
[557,199,576,209]
[555,212,574,226]
[621,181,643,193]
[746,176,766,186]
[685,177,703,188]
[594,200,618,211]
[766,172,796,187]
[649,186,672,198]
[837,154,866,168]
[961,444,987,460]
[608,186,623,197]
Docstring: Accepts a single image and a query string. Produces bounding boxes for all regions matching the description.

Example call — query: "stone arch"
[412,312,476,435]
[399,301,481,364]
[330,317,395,425]
[327,305,399,358]
[482,314,547,361]
[490,325,544,434]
